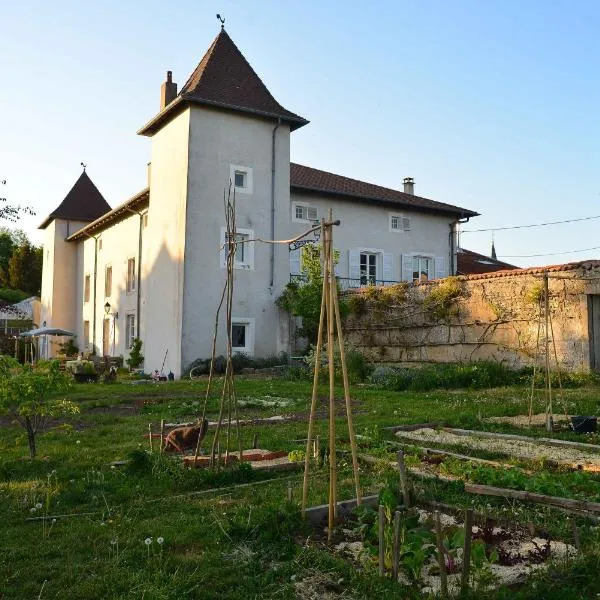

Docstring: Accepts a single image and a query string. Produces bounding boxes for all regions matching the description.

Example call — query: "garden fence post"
[435,511,448,598]
[148,424,153,453]
[392,510,401,582]
[160,419,165,453]
[460,508,473,593]
[397,450,410,508]
[378,504,385,577]
[570,518,581,551]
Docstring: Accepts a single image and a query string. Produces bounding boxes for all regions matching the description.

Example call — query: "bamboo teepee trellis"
[300,210,362,542]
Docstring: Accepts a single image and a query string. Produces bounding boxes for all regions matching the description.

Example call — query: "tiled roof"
[139,29,308,136]
[290,163,478,217]
[67,188,149,241]
[39,171,111,229]
[454,260,600,281]
[456,248,518,275]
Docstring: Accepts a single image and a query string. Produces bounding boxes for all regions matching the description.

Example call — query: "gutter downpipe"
[270,117,281,289]
[449,215,471,276]
[82,232,100,353]
[126,208,145,338]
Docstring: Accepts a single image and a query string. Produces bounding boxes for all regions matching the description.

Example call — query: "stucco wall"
[344,266,600,372]
[180,107,291,374]
[142,109,190,376]
[287,191,455,284]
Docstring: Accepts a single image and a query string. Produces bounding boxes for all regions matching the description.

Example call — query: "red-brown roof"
[39,171,111,229]
[290,163,478,217]
[456,248,518,275]
[138,29,308,136]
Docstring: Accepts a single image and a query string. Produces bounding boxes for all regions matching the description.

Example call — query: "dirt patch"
[486,413,571,428]
[294,572,353,599]
[397,427,600,468]
[85,404,139,417]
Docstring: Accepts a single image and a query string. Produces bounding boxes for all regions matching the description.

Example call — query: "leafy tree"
[0,358,77,459]
[276,244,346,344]
[0,229,15,274]
[8,242,43,295]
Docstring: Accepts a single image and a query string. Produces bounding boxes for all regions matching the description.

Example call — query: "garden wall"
[344,261,600,372]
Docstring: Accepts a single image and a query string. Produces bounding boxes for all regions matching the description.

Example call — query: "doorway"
[588,295,600,371]
[103,318,110,356]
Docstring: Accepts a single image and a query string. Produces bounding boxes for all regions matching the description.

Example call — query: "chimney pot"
[160,71,178,110]
[403,177,415,195]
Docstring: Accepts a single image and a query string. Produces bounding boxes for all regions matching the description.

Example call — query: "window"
[390,214,410,232]
[127,258,136,293]
[230,164,253,193]
[83,321,90,349]
[126,314,136,349]
[104,266,112,298]
[84,275,90,303]
[412,256,433,282]
[360,252,377,285]
[220,227,254,269]
[142,213,148,228]
[231,318,255,355]
[98,237,103,251]
[292,202,318,223]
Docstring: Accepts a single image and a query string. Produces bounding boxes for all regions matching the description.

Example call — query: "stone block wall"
[344,262,600,372]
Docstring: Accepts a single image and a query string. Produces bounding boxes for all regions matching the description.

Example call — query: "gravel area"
[396,427,600,468]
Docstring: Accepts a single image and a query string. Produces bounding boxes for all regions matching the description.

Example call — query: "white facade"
[39,29,476,376]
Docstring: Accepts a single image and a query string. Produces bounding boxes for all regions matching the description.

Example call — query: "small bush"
[126,338,144,369]
[423,277,463,321]
[304,343,372,383]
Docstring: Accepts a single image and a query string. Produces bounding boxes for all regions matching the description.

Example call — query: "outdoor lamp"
[104,302,111,315]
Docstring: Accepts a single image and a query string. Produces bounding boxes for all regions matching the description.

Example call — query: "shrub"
[304,343,372,383]
[58,338,78,357]
[126,338,144,369]
[422,277,463,321]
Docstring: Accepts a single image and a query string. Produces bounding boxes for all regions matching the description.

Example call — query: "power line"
[499,245,600,259]
[462,214,600,233]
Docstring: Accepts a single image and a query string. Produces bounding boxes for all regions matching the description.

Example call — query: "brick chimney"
[160,71,177,110]
[403,177,414,195]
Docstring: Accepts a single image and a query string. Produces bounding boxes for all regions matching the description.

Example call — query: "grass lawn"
[1,377,600,599]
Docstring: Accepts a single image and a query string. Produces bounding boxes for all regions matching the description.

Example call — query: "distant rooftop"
[456,248,518,275]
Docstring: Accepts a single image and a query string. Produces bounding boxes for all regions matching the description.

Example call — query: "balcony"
[289,274,403,291]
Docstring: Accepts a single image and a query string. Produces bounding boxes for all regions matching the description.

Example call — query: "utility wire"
[462,214,600,233]
[499,245,600,259]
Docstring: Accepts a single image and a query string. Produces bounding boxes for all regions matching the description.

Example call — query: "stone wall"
[344,261,600,372]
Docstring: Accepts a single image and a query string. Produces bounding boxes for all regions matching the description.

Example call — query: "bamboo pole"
[392,510,401,582]
[435,511,448,598]
[460,508,474,593]
[331,249,361,506]
[397,450,411,508]
[528,299,543,425]
[159,419,165,453]
[325,221,337,539]
[544,271,553,432]
[301,221,328,517]
[148,424,153,453]
[378,504,385,577]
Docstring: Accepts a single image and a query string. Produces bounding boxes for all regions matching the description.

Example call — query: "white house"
[39,28,478,376]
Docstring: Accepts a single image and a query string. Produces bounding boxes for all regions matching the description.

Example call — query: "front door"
[103,319,110,356]
[588,295,600,371]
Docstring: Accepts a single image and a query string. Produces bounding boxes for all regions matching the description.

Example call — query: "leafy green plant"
[470,539,499,590]
[423,276,463,321]
[127,338,144,369]
[58,337,79,357]
[0,358,77,458]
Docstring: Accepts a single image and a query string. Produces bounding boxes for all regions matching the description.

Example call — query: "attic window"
[390,214,410,232]
[293,202,318,223]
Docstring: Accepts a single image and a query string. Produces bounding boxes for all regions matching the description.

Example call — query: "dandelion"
[157,537,164,545]
[76,440,81,444]
[52,518,57,524]
[30,507,37,513]
[145,537,152,545]
[35,503,42,510]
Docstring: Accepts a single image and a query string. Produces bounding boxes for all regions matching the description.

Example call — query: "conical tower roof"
[39,171,111,229]
[139,29,308,136]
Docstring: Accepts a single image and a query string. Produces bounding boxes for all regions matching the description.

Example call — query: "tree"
[0,179,35,223]
[0,358,77,459]
[276,244,346,344]
[8,242,43,295]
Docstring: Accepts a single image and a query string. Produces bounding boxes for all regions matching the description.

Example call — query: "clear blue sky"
[1,0,598,267]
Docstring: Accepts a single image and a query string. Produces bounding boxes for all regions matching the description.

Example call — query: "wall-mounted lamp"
[104,302,118,319]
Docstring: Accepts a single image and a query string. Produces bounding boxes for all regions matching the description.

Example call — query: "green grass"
[1,377,600,598]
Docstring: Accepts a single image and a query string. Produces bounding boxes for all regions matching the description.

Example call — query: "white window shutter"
[402,254,413,282]
[349,249,360,280]
[289,249,301,275]
[435,256,446,279]
[307,206,318,221]
[383,253,394,281]
[402,217,411,231]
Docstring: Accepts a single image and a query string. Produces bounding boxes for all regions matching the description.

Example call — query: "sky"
[0,0,599,267]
